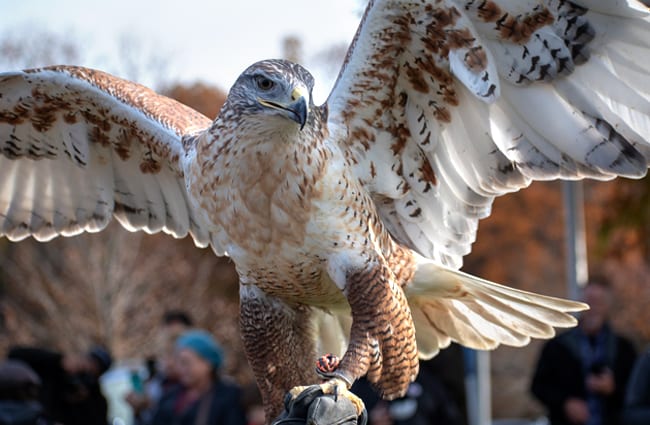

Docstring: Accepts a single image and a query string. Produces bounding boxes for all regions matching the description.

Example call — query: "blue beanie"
[176,330,223,369]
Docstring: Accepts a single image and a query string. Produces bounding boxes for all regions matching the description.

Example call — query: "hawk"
[1,0,649,421]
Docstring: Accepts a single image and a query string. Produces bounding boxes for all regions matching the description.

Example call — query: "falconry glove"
[272,385,368,425]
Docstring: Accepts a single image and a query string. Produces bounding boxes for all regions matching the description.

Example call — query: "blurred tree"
[0,226,248,380]
[163,81,227,120]
[0,30,81,70]
[111,34,174,88]
[0,29,173,89]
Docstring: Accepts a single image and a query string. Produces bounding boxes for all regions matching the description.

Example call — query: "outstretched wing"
[326,0,650,269]
[0,66,212,246]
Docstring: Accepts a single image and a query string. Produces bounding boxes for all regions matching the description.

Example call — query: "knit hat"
[176,330,223,369]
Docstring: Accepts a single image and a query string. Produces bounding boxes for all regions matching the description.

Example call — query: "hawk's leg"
[239,284,319,421]
[335,264,419,398]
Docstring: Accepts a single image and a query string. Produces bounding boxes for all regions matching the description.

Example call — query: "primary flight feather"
[1,0,649,421]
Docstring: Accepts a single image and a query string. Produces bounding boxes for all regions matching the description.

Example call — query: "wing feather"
[408,260,586,357]
[0,66,215,248]
[326,0,650,268]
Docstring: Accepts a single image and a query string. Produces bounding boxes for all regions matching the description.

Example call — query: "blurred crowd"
[1,344,112,425]
[122,311,249,425]
[0,311,254,425]
[1,275,649,425]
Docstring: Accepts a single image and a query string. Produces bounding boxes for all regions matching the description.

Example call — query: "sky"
[3,0,363,101]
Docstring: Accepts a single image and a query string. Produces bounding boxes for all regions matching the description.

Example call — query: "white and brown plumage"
[1,0,650,421]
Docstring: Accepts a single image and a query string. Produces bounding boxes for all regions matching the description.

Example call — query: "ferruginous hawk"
[1,0,649,421]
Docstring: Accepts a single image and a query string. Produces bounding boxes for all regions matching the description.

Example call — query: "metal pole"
[562,181,589,300]
[464,349,491,425]
[477,350,491,424]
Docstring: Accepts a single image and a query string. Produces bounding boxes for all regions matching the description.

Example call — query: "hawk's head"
[227,59,315,131]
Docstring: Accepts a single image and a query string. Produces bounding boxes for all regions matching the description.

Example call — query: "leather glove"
[272,385,368,425]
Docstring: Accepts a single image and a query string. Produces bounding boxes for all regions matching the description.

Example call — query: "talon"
[288,378,365,416]
[319,378,365,416]
[291,355,365,416]
[289,385,309,399]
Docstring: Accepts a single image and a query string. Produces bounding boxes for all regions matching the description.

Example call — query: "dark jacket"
[0,400,48,425]
[352,346,466,425]
[530,325,637,425]
[7,347,107,425]
[621,348,650,425]
[149,379,247,425]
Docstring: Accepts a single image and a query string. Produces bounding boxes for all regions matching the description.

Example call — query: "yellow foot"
[289,378,365,416]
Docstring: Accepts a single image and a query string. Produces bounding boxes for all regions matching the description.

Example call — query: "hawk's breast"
[187,124,361,305]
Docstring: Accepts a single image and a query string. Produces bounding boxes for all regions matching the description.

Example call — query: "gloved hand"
[272,385,368,425]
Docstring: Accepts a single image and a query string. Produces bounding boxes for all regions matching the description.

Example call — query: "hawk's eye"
[255,76,275,91]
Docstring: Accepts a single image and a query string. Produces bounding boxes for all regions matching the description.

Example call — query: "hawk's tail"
[406,259,587,359]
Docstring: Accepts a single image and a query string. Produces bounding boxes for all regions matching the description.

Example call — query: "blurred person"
[148,329,246,425]
[531,277,637,425]
[126,310,194,424]
[621,346,650,425]
[125,357,158,425]
[352,376,393,425]
[0,360,49,425]
[162,310,194,335]
[389,356,463,425]
[8,345,112,425]
[240,383,265,425]
[351,348,465,425]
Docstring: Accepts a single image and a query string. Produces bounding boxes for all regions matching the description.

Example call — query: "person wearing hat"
[148,329,246,425]
[8,345,111,425]
[126,310,195,425]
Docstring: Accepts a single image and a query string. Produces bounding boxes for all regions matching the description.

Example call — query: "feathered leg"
[239,284,319,422]
[334,263,420,398]
[286,262,419,417]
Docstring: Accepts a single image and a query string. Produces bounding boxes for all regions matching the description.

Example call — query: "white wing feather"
[326,0,649,354]
[0,67,215,249]
[327,0,650,269]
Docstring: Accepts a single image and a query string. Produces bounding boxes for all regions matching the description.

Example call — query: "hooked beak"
[258,86,309,130]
